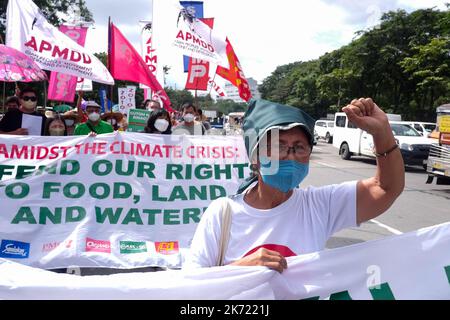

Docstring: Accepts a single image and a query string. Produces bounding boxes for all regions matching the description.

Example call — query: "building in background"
[219,77,261,103]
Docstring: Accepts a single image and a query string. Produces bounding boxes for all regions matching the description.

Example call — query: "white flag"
[5,0,114,85]
[152,0,228,67]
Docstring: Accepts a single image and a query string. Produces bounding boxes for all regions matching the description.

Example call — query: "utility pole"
[337,59,343,109]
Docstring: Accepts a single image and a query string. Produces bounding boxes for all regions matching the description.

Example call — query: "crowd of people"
[0,87,212,137]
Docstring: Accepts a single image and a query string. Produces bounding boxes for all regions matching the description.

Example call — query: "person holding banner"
[172,103,206,136]
[102,112,124,131]
[74,101,114,136]
[0,87,46,136]
[44,116,68,136]
[144,109,172,134]
[185,98,405,273]
[144,99,162,112]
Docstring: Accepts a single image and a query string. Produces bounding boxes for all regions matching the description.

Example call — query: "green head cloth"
[237,99,316,194]
[243,99,316,161]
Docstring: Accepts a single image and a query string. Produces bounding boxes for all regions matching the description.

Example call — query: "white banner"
[152,0,228,67]
[118,86,137,115]
[76,77,93,92]
[6,0,114,85]
[0,133,249,269]
[1,222,449,300]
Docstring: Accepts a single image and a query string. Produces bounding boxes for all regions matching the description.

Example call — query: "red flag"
[185,58,210,90]
[216,38,252,102]
[109,22,173,112]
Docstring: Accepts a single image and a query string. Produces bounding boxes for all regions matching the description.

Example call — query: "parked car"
[333,112,433,168]
[401,121,436,137]
[390,121,433,167]
[314,120,334,143]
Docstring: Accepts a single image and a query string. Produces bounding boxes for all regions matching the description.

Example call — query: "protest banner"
[0,133,249,269]
[127,109,151,132]
[118,86,136,115]
[1,222,449,299]
[76,78,93,92]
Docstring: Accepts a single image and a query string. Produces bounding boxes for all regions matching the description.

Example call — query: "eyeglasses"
[268,144,311,158]
[22,96,37,102]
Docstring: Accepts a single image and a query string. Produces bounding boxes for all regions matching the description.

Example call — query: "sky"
[82,0,448,90]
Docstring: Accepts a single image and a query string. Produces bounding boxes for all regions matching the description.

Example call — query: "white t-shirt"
[184,181,357,269]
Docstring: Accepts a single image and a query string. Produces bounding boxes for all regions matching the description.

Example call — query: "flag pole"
[108,16,113,113]
[2,82,5,114]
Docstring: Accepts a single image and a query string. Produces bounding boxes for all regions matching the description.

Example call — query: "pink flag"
[47,26,88,103]
[109,22,173,112]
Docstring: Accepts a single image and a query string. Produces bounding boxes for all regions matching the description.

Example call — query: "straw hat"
[45,110,56,118]
[61,110,80,121]
[101,111,123,122]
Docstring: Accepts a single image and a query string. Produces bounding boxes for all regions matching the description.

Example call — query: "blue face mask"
[259,157,309,193]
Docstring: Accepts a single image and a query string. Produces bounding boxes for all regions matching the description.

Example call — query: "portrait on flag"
[152,0,228,68]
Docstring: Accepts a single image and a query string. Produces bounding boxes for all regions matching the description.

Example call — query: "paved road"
[304,140,450,249]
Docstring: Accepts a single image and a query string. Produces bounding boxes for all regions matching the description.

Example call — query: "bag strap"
[216,197,233,266]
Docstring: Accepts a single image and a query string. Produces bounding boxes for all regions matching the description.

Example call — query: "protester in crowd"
[76,91,88,123]
[4,96,20,111]
[44,116,68,136]
[197,108,211,131]
[144,109,172,134]
[118,113,128,132]
[62,110,80,136]
[102,111,124,131]
[184,98,405,272]
[144,99,162,112]
[172,103,206,136]
[74,101,114,136]
[0,87,46,135]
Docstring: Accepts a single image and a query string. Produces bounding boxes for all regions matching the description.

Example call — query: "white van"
[332,113,433,167]
[314,120,334,143]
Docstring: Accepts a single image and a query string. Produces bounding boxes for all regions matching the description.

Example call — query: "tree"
[257,7,450,122]
[1,0,93,42]
[400,38,450,119]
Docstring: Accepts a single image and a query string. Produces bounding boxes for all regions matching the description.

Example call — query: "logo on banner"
[42,240,74,253]
[85,238,111,253]
[155,241,179,255]
[0,239,30,258]
[120,241,147,254]
[185,58,209,91]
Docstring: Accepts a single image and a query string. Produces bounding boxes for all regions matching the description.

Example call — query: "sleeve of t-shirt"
[0,113,9,131]
[325,181,358,237]
[183,198,224,269]
[73,124,83,136]
[0,110,19,132]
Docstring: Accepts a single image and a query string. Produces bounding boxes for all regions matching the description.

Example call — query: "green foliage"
[1,0,93,42]
[259,7,450,122]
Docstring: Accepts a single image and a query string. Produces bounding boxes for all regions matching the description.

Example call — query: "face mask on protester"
[88,112,100,122]
[65,119,74,127]
[49,128,65,136]
[154,119,169,132]
[184,114,195,123]
[259,156,309,193]
[22,100,37,110]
